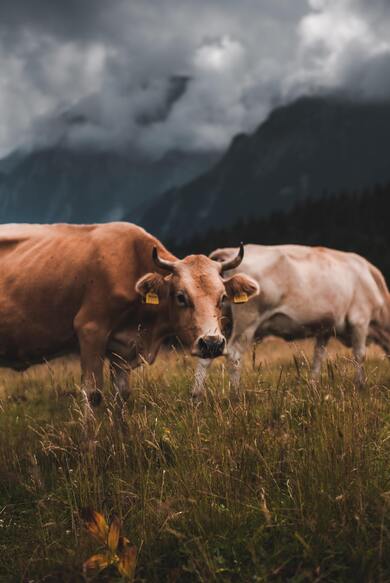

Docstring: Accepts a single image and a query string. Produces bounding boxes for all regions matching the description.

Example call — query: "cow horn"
[152,246,176,272]
[219,242,244,272]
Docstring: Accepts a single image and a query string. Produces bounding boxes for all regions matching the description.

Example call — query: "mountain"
[138,96,390,242]
[0,74,219,224]
[0,147,218,224]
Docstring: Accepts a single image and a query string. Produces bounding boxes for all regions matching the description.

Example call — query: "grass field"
[1,339,390,582]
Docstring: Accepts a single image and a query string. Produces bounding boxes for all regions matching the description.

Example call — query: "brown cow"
[0,223,258,407]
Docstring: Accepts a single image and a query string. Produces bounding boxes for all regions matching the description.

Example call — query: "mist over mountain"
[138,96,390,242]
[2,1,390,161]
[1,1,390,228]
[2,95,390,229]
[0,76,218,224]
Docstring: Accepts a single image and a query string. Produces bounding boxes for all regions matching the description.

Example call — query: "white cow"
[192,244,390,397]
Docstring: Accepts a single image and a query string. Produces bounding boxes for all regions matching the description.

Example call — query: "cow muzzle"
[193,335,226,359]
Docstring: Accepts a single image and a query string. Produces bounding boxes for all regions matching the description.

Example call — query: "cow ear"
[135,273,168,304]
[223,273,259,304]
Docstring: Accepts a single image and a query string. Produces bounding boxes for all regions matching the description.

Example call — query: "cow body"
[0,223,157,367]
[0,223,258,407]
[193,244,390,396]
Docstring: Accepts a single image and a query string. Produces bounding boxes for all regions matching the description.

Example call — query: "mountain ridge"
[0,146,218,224]
[138,96,390,242]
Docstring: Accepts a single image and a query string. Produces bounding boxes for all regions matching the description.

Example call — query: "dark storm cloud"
[0,0,110,40]
[0,0,389,157]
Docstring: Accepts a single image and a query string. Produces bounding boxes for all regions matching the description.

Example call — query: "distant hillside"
[0,147,217,224]
[171,183,390,282]
[139,96,390,242]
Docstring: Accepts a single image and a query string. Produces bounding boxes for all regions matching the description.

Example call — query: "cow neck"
[134,237,180,355]
[143,242,178,336]
[134,298,174,365]
[138,300,173,338]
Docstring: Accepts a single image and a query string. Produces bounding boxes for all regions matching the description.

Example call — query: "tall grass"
[1,341,390,582]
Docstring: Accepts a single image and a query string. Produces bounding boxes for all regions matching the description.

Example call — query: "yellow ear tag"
[233,292,248,304]
[145,292,159,305]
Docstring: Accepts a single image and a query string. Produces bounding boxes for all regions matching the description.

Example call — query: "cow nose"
[196,335,226,358]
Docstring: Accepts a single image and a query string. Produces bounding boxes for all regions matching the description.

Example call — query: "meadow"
[1,339,390,582]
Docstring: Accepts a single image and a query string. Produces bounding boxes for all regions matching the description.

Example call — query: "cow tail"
[369,264,390,297]
[367,263,390,354]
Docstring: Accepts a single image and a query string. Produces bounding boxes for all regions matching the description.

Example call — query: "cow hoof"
[88,390,103,407]
[191,392,203,404]
[119,389,131,402]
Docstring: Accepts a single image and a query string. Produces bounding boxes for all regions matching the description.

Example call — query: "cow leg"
[351,322,368,387]
[311,335,329,379]
[110,357,132,402]
[191,358,212,400]
[109,357,133,426]
[226,347,242,392]
[227,320,259,392]
[76,320,108,410]
[368,325,390,356]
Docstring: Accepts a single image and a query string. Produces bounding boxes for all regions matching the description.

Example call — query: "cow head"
[135,244,259,359]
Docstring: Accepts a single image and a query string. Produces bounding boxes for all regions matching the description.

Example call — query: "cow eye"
[219,293,228,307]
[176,291,188,307]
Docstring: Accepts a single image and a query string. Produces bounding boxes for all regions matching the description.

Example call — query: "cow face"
[135,244,259,359]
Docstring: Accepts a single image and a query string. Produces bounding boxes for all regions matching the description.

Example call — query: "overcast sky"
[0,0,390,159]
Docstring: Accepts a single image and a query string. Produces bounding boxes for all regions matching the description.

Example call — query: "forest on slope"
[170,183,390,281]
